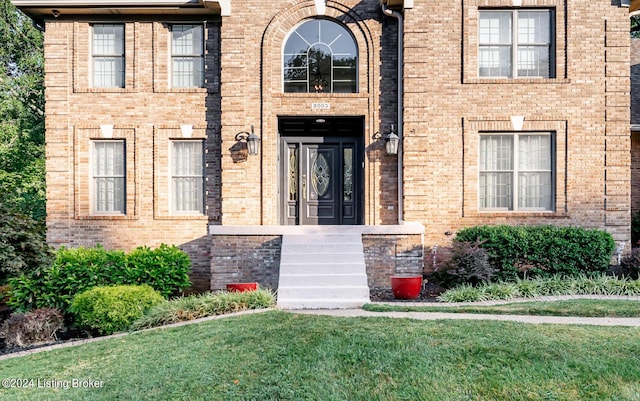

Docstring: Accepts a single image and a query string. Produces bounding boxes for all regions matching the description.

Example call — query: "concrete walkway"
[291,295,640,327]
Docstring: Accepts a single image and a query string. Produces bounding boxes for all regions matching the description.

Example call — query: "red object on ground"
[226,283,259,292]
[390,276,423,299]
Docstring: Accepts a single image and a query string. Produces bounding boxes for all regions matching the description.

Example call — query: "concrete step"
[277,298,369,310]
[282,234,363,245]
[279,273,368,287]
[278,262,366,275]
[280,253,364,264]
[277,233,370,310]
[280,243,364,254]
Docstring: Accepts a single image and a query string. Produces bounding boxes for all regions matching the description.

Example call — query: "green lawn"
[363,299,640,317]
[1,311,639,401]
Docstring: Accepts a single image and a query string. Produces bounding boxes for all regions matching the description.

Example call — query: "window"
[92,24,125,88]
[478,10,553,78]
[171,24,204,88]
[479,133,553,211]
[171,140,204,213]
[283,19,358,93]
[92,141,125,214]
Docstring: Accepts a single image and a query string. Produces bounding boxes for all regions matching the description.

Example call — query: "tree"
[0,0,45,222]
[632,15,640,38]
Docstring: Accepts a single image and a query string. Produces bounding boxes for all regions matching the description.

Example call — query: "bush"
[7,244,191,312]
[0,202,52,285]
[71,285,164,335]
[455,225,615,281]
[620,248,640,280]
[632,210,640,248]
[0,308,64,347]
[433,240,496,288]
[131,289,276,331]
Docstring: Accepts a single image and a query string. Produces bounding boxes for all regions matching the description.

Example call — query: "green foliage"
[123,244,192,298]
[131,289,276,330]
[455,225,616,281]
[71,285,163,335]
[0,307,64,347]
[433,240,496,288]
[0,1,46,222]
[0,202,52,284]
[438,275,640,302]
[7,244,191,312]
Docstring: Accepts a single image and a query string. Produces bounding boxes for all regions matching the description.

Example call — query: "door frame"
[278,116,364,225]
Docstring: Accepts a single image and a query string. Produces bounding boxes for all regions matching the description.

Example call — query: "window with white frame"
[92,24,125,88]
[92,140,125,214]
[478,9,553,78]
[171,24,204,88]
[479,133,554,211]
[171,140,204,213]
[283,19,358,93]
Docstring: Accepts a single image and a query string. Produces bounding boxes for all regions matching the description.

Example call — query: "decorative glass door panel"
[279,117,363,225]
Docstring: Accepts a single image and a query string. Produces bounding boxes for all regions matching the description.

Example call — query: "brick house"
[13,0,633,302]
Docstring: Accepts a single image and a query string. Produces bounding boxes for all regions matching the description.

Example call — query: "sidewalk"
[291,295,640,327]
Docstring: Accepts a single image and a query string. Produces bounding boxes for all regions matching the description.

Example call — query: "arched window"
[283,19,358,93]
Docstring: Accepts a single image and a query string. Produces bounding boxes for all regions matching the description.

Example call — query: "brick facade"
[25,0,632,291]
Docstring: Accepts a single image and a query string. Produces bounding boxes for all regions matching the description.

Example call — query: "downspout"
[380,2,404,224]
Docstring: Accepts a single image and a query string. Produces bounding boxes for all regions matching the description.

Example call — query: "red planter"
[226,283,259,292]
[390,276,423,300]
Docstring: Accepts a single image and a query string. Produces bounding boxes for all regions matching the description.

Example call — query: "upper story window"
[479,10,553,78]
[479,133,554,211]
[283,19,358,93]
[171,24,204,88]
[92,24,124,88]
[92,140,126,214]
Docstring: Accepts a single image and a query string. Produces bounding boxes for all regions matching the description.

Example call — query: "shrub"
[0,202,52,285]
[455,225,615,281]
[437,285,487,303]
[71,285,164,335]
[123,245,191,298]
[433,240,496,288]
[632,210,640,248]
[620,248,640,280]
[0,308,64,347]
[131,289,276,330]
[7,244,191,312]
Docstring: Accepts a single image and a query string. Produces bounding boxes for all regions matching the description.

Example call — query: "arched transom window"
[283,19,358,93]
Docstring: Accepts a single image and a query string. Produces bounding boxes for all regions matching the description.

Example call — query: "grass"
[1,311,640,401]
[363,299,640,317]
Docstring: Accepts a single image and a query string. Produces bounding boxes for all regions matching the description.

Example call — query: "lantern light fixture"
[374,124,400,156]
[235,125,261,156]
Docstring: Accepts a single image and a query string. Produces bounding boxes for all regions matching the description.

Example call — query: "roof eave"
[11,0,231,23]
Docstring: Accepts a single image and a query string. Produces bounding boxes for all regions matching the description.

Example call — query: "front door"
[280,117,363,225]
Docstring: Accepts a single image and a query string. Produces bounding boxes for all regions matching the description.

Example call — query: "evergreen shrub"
[71,285,163,335]
[454,225,615,281]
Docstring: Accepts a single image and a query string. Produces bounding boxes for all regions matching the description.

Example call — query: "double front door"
[280,118,363,225]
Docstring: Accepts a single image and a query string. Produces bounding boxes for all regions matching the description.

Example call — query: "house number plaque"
[311,102,331,111]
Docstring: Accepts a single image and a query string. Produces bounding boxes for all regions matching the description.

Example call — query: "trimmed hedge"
[7,244,191,312]
[71,285,164,335]
[454,225,615,281]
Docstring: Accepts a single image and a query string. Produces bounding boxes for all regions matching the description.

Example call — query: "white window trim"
[90,23,125,88]
[478,132,555,212]
[478,9,554,79]
[170,139,205,215]
[169,23,205,89]
[90,139,126,215]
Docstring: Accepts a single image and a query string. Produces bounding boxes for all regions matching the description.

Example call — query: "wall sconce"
[621,0,630,7]
[235,125,261,156]
[373,124,400,155]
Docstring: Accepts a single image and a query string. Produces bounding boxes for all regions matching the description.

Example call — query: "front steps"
[277,233,370,309]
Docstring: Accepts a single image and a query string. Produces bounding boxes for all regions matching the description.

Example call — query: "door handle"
[302,174,306,200]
